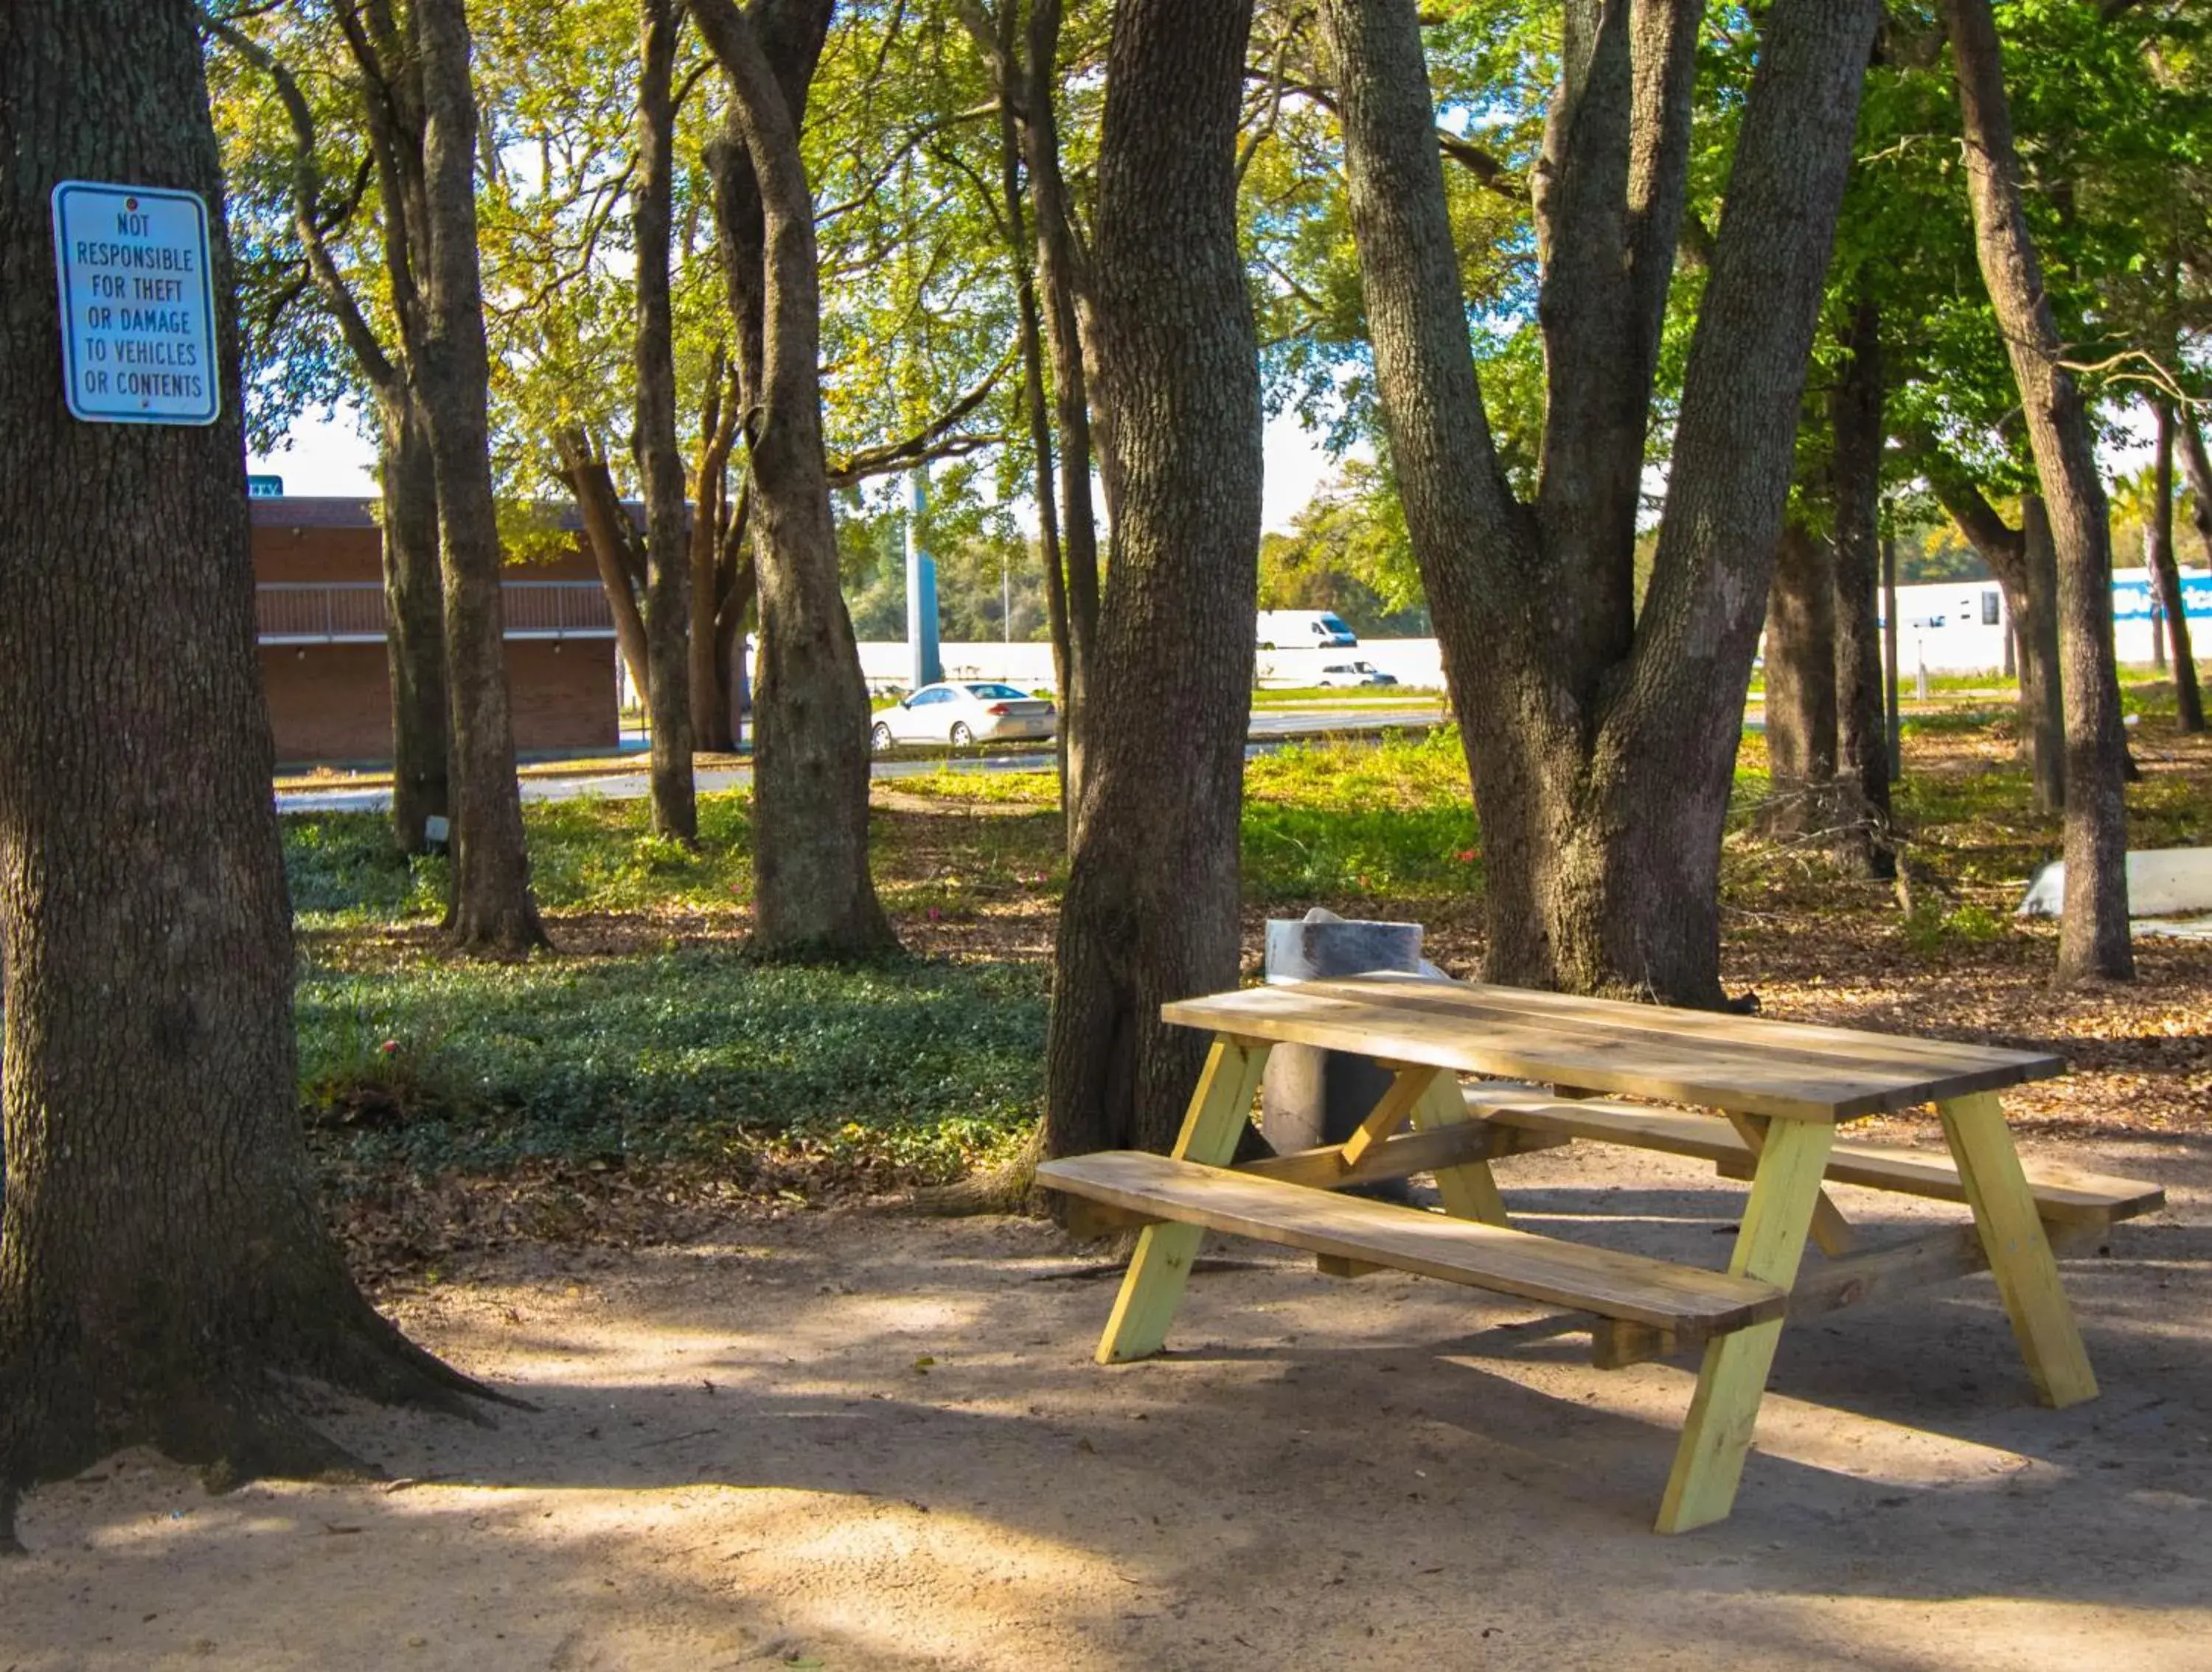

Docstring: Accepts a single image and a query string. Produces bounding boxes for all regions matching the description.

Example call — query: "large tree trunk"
[688,352,742,751]
[1947,0,2131,981]
[1759,518,1838,837]
[1324,0,1879,1003]
[0,0,492,1550]
[2180,412,2212,566]
[695,0,897,958]
[1829,299,1893,874]
[380,391,451,852]
[1042,0,1262,1158]
[414,0,546,954]
[558,433,653,703]
[2019,495,2068,811]
[1913,445,2065,807]
[635,0,698,840]
[2147,399,2203,732]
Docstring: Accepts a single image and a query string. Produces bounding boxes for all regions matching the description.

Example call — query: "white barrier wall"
[857,638,1450,693]
[1888,568,2209,675]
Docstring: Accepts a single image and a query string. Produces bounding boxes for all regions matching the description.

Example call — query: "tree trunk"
[414,0,547,953]
[559,433,653,703]
[1323,0,1879,1004]
[380,391,450,852]
[635,0,697,840]
[1829,299,1893,874]
[1043,0,1262,1158]
[0,0,493,1549]
[2147,399,2203,732]
[1947,0,2131,980]
[1759,518,1837,837]
[2019,494,2067,812]
[695,0,897,958]
[994,69,1077,826]
[689,353,742,751]
[2180,411,2212,567]
[1913,445,2065,807]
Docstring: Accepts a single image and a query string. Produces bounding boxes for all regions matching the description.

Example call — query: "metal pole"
[905,469,942,689]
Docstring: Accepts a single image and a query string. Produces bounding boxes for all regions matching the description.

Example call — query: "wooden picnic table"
[1037,973,2163,1533]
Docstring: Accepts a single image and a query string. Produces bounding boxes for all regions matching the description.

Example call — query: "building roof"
[248,495,628,534]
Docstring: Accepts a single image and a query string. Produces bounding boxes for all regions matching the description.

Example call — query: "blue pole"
[905,469,942,689]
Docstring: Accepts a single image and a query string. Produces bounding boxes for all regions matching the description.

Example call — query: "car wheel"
[949,722,975,747]
[870,721,894,753]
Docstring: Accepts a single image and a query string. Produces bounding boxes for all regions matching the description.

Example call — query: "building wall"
[261,638,618,766]
[251,498,616,765]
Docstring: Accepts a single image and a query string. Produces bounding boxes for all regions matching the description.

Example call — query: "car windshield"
[1318,613,1353,635]
[966,683,1030,699]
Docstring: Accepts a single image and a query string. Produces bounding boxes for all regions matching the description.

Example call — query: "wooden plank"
[1065,1197,1156,1239]
[1164,982,2053,1121]
[1316,1253,1383,1279]
[1593,1320,1680,1370]
[1790,1219,2109,1323]
[1937,1091,2098,1408]
[1467,1090,2165,1226]
[1725,1110,1857,1257]
[1658,1116,1835,1534]
[1348,973,2059,1079]
[1238,1121,1566,1191]
[1411,1072,1511,1227]
[1338,1065,1441,1171]
[1094,1036,1270,1365]
[1039,1151,1787,1335]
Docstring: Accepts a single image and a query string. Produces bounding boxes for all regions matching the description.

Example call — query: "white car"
[1312,660,1399,688]
[871,682,1057,750]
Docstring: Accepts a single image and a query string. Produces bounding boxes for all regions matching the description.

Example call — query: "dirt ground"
[7,1131,2212,1671]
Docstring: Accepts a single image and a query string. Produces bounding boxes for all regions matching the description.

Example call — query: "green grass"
[297,951,1045,1181]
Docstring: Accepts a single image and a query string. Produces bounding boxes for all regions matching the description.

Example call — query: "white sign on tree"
[49,180,220,426]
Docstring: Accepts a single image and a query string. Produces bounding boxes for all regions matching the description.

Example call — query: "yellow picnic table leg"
[1657,1114,1835,1534]
[1094,1034,1271,1365]
[1936,1090,2097,1407]
[1410,1073,1510,1227]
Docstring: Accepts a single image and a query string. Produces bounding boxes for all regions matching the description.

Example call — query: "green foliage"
[1242,730,1481,899]
[297,952,1046,1178]
[1258,458,1429,633]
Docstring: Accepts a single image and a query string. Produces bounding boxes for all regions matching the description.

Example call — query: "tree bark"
[559,432,653,703]
[198,13,450,855]
[0,0,494,1549]
[1043,0,1263,1157]
[379,392,450,851]
[688,352,743,751]
[414,0,547,953]
[1323,0,1879,1003]
[1829,299,1893,874]
[2180,411,2212,567]
[2019,494,2068,811]
[2147,399,2203,731]
[1947,0,2131,980]
[695,0,897,958]
[635,0,697,840]
[1911,442,2064,807]
[1759,518,1837,837]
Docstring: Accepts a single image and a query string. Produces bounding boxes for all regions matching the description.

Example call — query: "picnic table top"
[1161,974,2064,1123]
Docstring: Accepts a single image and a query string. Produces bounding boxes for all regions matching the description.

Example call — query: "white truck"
[1256,609,1357,649]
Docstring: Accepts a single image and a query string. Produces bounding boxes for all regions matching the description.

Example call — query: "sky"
[248,405,1352,534]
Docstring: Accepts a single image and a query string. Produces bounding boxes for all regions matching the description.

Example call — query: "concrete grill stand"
[1259,910,1431,1175]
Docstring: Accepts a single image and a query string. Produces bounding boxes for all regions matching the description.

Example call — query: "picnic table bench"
[1037,974,2163,1533]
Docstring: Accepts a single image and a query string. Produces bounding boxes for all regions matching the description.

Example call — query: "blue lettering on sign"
[2115,579,2212,622]
[246,474,285,498]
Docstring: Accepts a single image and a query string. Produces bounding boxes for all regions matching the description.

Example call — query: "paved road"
[275,706,1451,813]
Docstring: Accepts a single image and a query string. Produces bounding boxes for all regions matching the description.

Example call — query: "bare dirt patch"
[8,1135,2211,1671]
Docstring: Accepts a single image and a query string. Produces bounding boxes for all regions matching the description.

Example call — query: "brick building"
[252,496,618,765]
